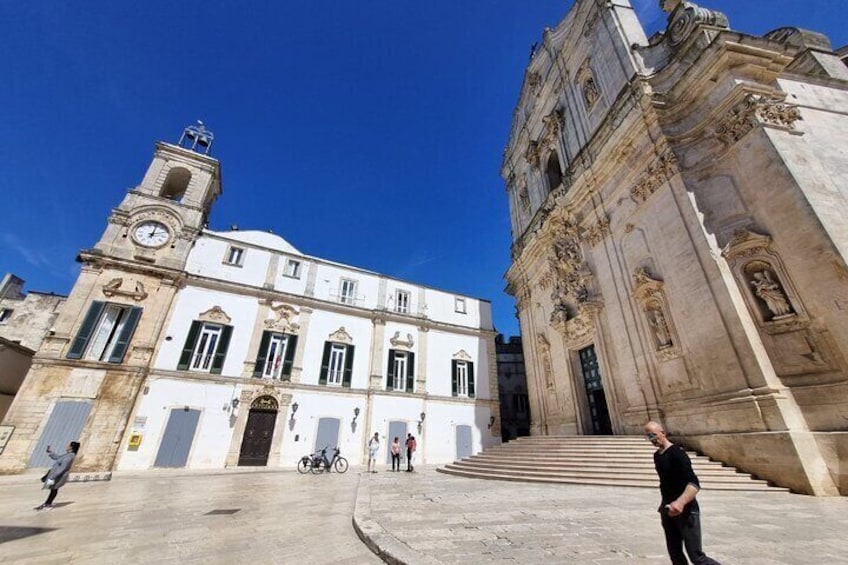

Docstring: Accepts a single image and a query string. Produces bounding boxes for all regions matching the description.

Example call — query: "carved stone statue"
[750,270,793,318]
[582,77,600,108]
[649,308,672,348]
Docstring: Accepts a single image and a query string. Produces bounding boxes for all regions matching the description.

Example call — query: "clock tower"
[0,124,223,475]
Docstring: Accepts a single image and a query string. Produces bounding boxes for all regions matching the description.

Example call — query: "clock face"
[132,221,171,248]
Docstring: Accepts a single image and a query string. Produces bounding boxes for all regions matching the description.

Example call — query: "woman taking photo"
[36,441,80,510]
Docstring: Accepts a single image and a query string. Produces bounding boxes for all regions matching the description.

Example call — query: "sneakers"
[34,503,53,511]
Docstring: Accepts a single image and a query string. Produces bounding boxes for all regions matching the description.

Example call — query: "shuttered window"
[177,321,233,374]
[66,301,142,363]
[253,331,298,380]
[451,360,475,398]
[386,349,415,392]
[319,342,354,388]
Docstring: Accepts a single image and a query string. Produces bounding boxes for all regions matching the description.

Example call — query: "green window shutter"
[210,325,233,375]
[406,352,415,393]
[386,349,396,391]
[281,334,298,380]
[468,361,475,398]
[67,301,105,359]
[177,321,202,370]
[253,331,272,378]
[107,306,142,363]
[342,345,355,388]
[451,360,458,397]
[319,342,331,385]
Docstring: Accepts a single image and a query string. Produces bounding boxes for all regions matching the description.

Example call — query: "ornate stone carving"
[251,395,279,410]
[517,177,530,210]
[721,229,772,260]
[265,303,300,334]
[577,59,600,109]
[524,140,541,168]
[101,278,148,301]
[389,331,414,349]
[526,72,542,96]
[535,334,555,389]
[328,327,353,344]
[631,152,678,202]
[583,216,611,247]
[199,305,231,324]
[715,94,802,146]
[664,1,729,47]
[632,268,681,360]
[453,349,473,361]
[542,110,564,146]
[749,269,794,319]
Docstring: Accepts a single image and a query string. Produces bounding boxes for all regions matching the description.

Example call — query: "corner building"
[0,129,498,474]
[503,0,848,495]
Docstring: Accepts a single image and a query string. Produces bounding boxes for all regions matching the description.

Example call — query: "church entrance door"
[578,345,612,435]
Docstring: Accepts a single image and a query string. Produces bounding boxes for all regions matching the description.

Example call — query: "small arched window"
[161,167,192,201]
[546,153,563,191]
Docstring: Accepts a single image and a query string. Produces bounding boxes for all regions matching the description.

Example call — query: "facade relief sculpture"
[632,268,681,361]
[746,263,795,321]
[715,94,802,146]
[630,151,679,203]
[576,59,600,109]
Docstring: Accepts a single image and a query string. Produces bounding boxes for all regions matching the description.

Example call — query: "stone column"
[415,326,428,393]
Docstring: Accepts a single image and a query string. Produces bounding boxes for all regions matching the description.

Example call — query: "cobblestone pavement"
[0,469,380,565]
[354,468,848,564]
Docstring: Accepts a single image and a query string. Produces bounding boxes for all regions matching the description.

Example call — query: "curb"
[352,472,442,565]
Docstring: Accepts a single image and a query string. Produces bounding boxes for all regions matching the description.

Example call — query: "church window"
[546,153,563,191]
[451,360,475,398]
[319,341,354,387]
[160,167,192,201]
[177,321,233,374]
[455,297,467,314]
[386,349,415,392]
[339,279,357,305]
[224,246,245,266]
[66,301,142,363]
[253,331,297,380]
[284,259,302,279]
[0,308,13,323]
[395,290,410,314]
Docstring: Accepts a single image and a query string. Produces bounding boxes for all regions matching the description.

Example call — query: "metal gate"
[29,401,92,467]
[238,409,277,466]
[578,345,612,435]
[386,420,408,465]
[313,417,340,456]
[154,408,201,468]
[456,424,473,460]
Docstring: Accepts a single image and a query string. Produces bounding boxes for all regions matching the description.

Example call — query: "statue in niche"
[582,77,600,108]
[750,270,793,318]
[648,308,672,349]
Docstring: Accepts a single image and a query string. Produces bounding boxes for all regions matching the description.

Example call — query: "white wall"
[185,237,269,288]
[426,330,488,398]
[418,400,496,463]
[312,263,380,310]
[279,390,364,467]
[274,255,310,296]
[154,287,259,377]
[117,378,241,470]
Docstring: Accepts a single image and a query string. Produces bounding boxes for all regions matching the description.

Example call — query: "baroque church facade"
[0,126,499,474]
[503,0,848,495]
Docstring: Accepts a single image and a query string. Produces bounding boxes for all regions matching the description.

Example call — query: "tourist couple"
[366,432,417,473]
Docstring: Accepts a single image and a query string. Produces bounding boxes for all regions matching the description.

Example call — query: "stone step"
[437,466,789,491]
[438,436,788,493]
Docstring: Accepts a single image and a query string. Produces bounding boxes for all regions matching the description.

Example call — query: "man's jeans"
[660,510,720,564]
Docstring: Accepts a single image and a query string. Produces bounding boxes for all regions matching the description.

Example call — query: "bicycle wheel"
[334,457,349,473]
[297,457,310,474]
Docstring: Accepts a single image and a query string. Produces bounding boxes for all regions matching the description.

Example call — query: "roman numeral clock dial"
[132,220,171,248]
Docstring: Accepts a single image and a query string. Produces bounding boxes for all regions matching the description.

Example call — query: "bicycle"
[297,446,349,474]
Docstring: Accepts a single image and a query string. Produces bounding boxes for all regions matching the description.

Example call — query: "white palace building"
[0,125,500,474]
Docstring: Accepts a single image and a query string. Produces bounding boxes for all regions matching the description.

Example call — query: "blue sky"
[1,1,845,336]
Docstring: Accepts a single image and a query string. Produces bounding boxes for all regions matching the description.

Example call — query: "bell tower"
[94,121,222,270]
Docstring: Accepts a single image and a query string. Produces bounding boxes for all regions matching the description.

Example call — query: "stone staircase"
[438,436,788,492]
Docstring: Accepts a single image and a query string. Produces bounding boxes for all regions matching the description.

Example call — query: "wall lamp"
[353,407,360,423]
[488,415,496,429]
[289,401,299,422]
[419,412,426,425]
[232,398,240,409]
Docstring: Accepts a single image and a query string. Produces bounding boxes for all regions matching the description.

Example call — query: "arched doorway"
[238,396,278,466]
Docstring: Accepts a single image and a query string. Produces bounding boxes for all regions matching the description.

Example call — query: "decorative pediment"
[328,327,354,344]
[389,331,414,349]
[264,302,300,334]
[101,278,148,302]
[452,349,473,361]
[721,229,772,260]
[199,306,231,324]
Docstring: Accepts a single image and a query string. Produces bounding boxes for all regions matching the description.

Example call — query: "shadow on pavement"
[0,526,56,544]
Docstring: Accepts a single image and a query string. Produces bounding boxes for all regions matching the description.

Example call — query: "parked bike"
[297,446,349,474]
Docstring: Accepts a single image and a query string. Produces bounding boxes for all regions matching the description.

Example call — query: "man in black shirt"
[645,421,720,565]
